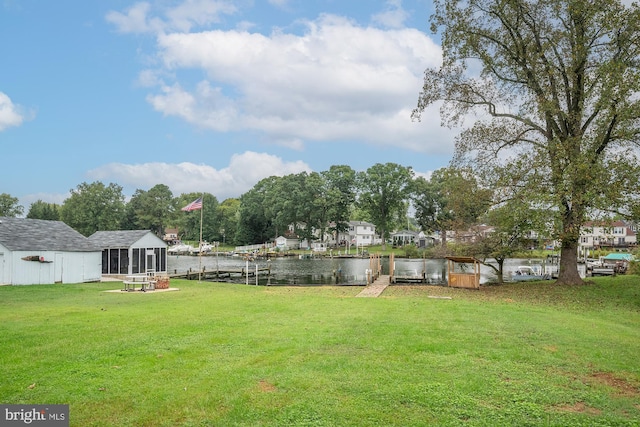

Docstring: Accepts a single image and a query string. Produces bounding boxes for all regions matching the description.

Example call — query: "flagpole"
[199,194,203,282]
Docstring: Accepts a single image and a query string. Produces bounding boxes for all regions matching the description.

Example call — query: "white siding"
[0,245,7,285]
[8,250,101,285]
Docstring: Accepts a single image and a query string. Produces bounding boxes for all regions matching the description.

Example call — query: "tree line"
[0,163,500,248]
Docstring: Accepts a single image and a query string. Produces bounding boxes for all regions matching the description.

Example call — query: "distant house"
[580,220,637,251]
[345,221,380,246]
[0,217,102,285]
[162,228,180,245]
[88,230,167,276]
[275,235,301,251]
[391,230,419,247]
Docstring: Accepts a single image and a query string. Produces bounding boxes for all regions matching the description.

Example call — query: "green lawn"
[1,277,639,426]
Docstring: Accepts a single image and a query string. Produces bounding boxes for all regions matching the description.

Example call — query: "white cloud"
[107,2,455,157]
[106,0,237,34]
[372,0,410,29]
[87,151,311,200]
[145,14,446,152]
[0,92,26,131]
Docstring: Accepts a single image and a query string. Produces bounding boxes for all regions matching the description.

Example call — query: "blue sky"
[0,0,455,209]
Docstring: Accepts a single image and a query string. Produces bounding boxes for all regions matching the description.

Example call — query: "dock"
[356,275,390,297]
[169,267,271,281]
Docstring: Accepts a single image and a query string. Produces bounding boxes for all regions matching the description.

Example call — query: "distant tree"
[177,193,219,243]
[412,167,491,245]
[60,182,125,236]
[124,184,175,236]
[322,165,357,244]
[236,177,278,245]
[472,201,548,283]
[357,163,413,249]
[0,193,24,217]
[26,200,60,220]
[411,176,451,245]
[413,0,640,284]
[217,198,240,245]
[262,172,323,245]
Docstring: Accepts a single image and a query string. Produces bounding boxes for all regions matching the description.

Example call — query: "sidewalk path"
[356,275,390,298]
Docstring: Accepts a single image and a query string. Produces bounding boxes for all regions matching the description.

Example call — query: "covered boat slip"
[445,256,481,289]
[388,254,480,288]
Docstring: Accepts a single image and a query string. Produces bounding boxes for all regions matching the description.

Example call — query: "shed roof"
[0,217,100,252]
[88,230,157,248]
[445,256,480,264]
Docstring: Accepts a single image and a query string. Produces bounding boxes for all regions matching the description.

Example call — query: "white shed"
[0,217,102,285]
[88,230,167,276]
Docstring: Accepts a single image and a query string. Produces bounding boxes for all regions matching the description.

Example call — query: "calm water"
[167,254,584,286]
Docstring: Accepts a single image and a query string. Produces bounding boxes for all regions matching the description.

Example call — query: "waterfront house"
[580,220,637,251]
[0,217,102,285]
[88,230,167,276]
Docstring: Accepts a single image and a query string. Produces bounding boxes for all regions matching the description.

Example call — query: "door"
[145,250,156,275]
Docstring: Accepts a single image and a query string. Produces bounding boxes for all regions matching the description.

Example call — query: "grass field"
[1,277,639,426]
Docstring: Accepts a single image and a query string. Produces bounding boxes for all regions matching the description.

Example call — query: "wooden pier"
[169,267,271,281]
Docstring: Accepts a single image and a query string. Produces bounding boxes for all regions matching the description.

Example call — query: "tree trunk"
[556,239,585,285]
[497,259,504,284]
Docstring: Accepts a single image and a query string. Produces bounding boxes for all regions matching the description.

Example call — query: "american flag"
[181,197,203,211]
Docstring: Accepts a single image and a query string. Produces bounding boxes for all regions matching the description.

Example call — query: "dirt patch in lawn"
[588,372,640,398]
[258,380,277,393]
[555,402,602,415]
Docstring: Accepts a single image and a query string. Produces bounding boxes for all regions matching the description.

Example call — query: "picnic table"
[122,274,156,292]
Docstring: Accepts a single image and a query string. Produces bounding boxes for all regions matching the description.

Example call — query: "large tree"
[236,177,278,245]
[124,184,175,236]
[413,0,640,284]
[217,198,240,245]
[322,165,357,244]
[0,193,24,217]
[357,163,413,249]
[60,182,125,236]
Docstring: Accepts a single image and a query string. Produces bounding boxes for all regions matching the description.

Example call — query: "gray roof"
[88,230,157,248]
[0,217,101,252]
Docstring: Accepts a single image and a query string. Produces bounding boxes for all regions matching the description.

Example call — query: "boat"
[190,242,215,255]
[168,243,194,255]
[510,265,551,281]
[586,253,632,276]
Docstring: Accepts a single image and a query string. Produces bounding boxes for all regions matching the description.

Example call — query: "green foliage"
[414,0,640,284]
[175,192,220,242]
[402,244,418,258]
[26,200,60,220]
[124,184,175,236]
[60,181,125,236]
[217,198,240,245]
[0,193,23,217]
[357,163,413,244]
[412,167,491,241]
[236,177,278,245]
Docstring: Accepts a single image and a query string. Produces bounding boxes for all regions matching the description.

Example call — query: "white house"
[274,235,301,251]
[88,230,167,276]
[0,217,102,285]
[339,221,380,247]
[580,220,637,251]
